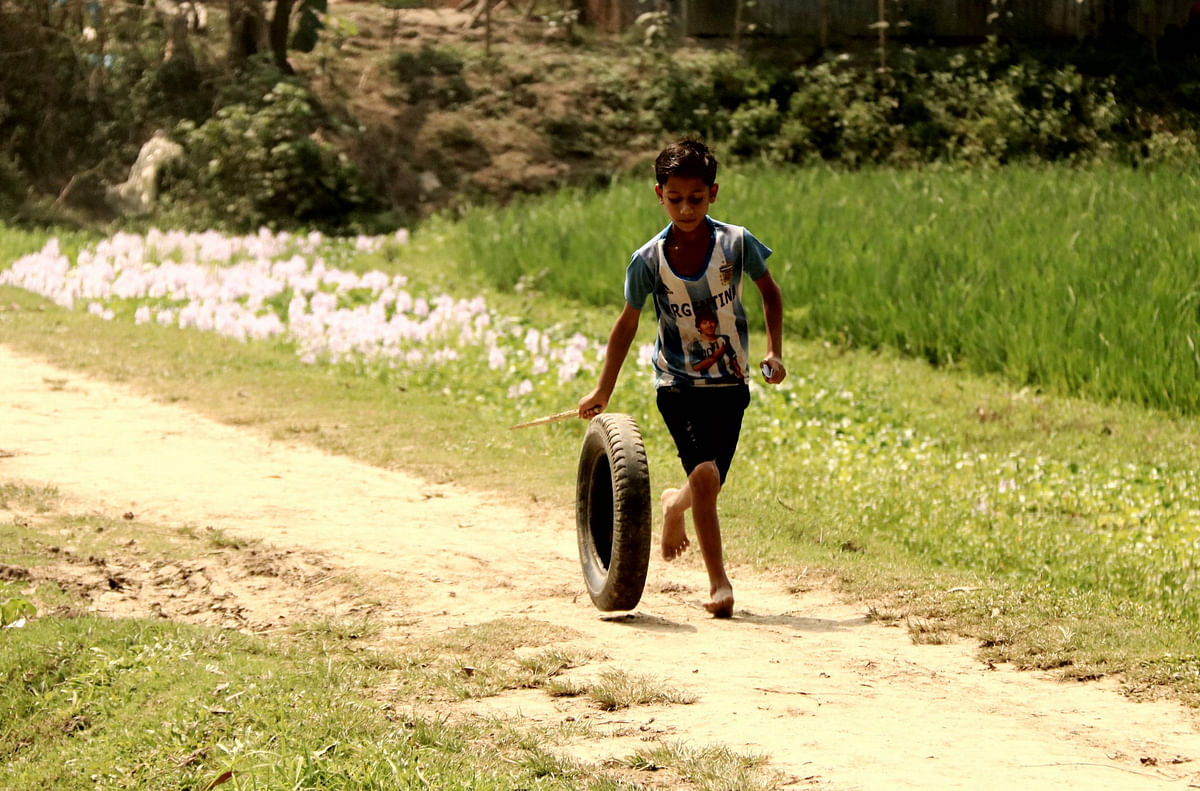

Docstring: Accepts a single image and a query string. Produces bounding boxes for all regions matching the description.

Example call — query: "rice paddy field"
[3,162,1200,695]
[452,164,1200,414]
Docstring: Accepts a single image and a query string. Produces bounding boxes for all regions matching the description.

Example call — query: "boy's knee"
[688,461,721,499]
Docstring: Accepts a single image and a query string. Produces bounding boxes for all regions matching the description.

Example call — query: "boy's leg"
[688,461,734,617]
[661,484,691,560]
[656,384,748,617]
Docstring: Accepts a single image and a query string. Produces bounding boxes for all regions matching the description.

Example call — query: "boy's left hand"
[760,355,786,384]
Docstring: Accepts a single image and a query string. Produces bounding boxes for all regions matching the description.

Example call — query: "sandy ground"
[4,342,1200,790]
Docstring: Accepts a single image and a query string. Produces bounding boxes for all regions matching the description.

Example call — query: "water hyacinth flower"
[488,346,507,370]
[637,342,656,368]
[508,379,534,398]
[1,229,607,402]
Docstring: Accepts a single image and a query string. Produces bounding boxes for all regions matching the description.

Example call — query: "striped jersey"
[624,217,772,388]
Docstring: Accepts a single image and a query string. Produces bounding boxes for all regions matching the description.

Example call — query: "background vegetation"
[449,164,1200,415]
[4,0,1200,230]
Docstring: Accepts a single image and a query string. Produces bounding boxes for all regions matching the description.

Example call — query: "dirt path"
[3,343,1200,790]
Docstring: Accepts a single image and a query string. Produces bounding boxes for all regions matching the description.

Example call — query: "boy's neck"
[666,219,712,277]
[670,219,711,245]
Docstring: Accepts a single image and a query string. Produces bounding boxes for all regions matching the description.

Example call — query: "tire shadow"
[725,609,869,632]
[598,611,698,633]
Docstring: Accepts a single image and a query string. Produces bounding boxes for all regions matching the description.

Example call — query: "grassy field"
[3,163,1200,783]
[450,164,1200,414]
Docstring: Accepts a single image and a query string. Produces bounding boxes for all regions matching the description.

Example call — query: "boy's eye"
[688,196,705,205]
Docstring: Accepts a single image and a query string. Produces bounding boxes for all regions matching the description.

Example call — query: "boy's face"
[656,176,718,235]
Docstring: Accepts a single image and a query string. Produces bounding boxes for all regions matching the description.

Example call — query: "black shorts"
[656,383,751,485]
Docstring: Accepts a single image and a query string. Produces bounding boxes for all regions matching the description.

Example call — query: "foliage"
[292,0,330,53]
[5,1,1200,227]
[591,49,792,143]
[0,156,25,217]
[765,48,1127,166]
[389,44,472,106]
[582,39,1200,171]
[0,0,204,199]
[0,597,36,628]
[164,81,377,231]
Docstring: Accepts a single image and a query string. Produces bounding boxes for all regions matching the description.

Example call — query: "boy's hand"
[760,355,786,384]
[578,390,607,419]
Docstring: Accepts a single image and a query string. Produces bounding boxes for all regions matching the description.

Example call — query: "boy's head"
[655,138,719,233]
[655,138,718,187]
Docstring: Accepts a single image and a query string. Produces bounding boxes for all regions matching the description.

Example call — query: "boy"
[578,137,785,618]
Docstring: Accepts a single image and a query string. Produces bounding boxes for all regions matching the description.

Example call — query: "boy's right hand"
[578,390,607,420]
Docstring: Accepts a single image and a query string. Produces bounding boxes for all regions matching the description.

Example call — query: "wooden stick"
[509,409,579,430]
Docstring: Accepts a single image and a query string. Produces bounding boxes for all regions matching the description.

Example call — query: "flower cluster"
[0,228,627,402]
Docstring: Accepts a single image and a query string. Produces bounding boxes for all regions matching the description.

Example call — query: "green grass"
[0,482,61,513]
[385,619,590,702]
[0,223,96,265]
[1,615,651,790]
[450,163,1200,414]
[548,668,698,712]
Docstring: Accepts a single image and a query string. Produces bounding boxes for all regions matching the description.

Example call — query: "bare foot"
[704,583,734,618]
[660,488,690,560]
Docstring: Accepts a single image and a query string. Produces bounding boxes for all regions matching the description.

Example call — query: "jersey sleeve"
[623,252,655,309]
[742,228,773,280]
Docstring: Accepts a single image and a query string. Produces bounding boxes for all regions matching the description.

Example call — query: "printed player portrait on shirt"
[686,306,744,379]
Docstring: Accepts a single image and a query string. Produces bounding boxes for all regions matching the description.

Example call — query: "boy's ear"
[655,183,664,203]
[709,183,719,202]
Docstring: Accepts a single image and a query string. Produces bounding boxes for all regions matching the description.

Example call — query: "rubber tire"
[575,412,652,611]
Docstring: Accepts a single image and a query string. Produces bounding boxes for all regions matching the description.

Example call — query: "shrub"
[0,155,24,217]
[390,45,472,107]
[770,48,1132,167]
[164,81,376,231]
[727,100,782,158]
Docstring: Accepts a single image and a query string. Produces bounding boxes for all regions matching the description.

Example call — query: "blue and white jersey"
[624,217,772,388]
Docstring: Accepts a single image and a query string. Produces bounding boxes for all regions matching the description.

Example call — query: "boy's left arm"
[753,271,786,384]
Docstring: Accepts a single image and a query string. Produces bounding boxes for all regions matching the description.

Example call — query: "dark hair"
[655,138,718,186]
[694,305,718,327]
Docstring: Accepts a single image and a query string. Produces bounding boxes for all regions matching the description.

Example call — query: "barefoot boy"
[578,137,785,617]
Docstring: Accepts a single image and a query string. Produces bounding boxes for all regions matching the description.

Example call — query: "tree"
[227,0,326,73]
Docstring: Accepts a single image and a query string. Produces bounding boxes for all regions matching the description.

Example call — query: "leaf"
[1,598,36,628]
[204,770,234,790]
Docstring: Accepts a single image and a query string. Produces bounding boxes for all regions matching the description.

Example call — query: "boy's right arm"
[578,303,642,418]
